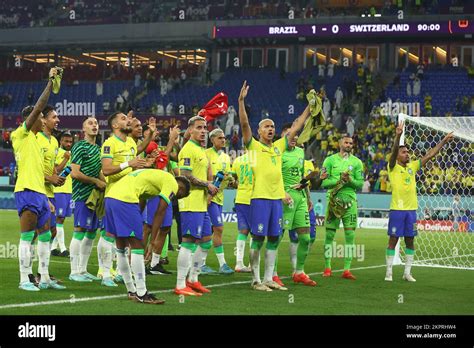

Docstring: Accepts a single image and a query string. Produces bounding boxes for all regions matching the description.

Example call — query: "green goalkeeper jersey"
[321,153,364,200]
[282,147,305,192]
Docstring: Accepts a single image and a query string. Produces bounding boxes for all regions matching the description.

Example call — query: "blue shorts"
[48,197,56,228]
[289,209,317,242]
[145,196,173,227]
[250,199,283,238]
[74,200,99,231]
[235,203,251,231]
[105,198,143,240]
[54,193,72,218]
[208,202,223,227]
[142,204,147,223]
[388,210,418,237]
[15,190,50,229]
[98,218,105,231]
[309,208,316,239]
[180,211,212,239]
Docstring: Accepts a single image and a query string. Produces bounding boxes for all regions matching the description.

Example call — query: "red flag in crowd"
[198,92,228,122]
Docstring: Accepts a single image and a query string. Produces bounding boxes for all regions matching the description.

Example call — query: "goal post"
[393,114,473,270]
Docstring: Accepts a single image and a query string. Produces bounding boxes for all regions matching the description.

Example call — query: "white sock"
[97,237,104,270]
[131,253,147,297]
[236,239,246,267]
[151,253,161,268]
[37,240,51,283]
[386,255,394,274]
[116,249,136,293]
[19,240,32,283]
[216,249,226,268]
[98,237,114,279]
[176,246,192,289]
[404,254,414,275]
[263,249,277,283]
[56,225,67,252]
[79,235,94,274]
[50,237,58,251]
[249,248,261,283]
[69,237,81,275]
[290,242,298,273]
[189,246,206,283]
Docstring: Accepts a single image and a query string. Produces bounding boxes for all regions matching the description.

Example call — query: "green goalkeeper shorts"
[325,200,358,230]
[283,190,310,231]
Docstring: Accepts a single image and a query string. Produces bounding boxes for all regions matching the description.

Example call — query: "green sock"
[296,233,311,272]
[161,234,169,258]
[344,229,355,271]
[324,228,336,268]
[237,233,248,241]
[386,248,395,256]
[250,239,263,250]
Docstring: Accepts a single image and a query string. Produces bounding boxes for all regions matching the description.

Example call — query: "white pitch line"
[0,264,386,310]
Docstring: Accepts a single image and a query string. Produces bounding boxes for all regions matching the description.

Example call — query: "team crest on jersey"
[258,223,264,232]
[284,219,290,226]
[103,146,110,154]
[131,148,135,155]
[222,163,227,170]
[274,148,280,155]
[183,158,191,166]
[348,165,353,170]
[408,168,413,175]
[299,158,304,165]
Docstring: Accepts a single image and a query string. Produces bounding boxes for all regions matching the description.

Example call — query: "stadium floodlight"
[394,114,474,270]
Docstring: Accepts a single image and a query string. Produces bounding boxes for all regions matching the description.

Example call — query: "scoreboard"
[213,20,473,39]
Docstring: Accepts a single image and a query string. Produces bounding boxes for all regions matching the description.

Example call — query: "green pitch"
[0,210,472,315]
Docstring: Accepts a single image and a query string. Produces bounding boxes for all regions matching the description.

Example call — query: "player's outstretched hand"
[238,80,249,101]
[148,117,157,132]
[169,125,180,141]
[396,121,404,136]
[48,67,58,79]
[129,157,147,170]
[443,132,454,143]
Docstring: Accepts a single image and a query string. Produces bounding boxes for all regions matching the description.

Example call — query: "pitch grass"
[0,210,472,315]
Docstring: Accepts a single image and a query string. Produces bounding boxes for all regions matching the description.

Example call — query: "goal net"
[394,114,474,270]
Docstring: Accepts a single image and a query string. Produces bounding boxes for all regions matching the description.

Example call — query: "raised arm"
[286,105,310,144]
[389,121,403,169]
[421,132,454,167]
[137,117,156,154]
[163,126,180,157]
[25,68,57,130]
[238,81,252,145]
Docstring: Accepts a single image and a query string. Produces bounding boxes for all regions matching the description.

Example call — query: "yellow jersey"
[231,153,253,205]
[246,137,287,200]
[54,147,72,194]
[303,160,315,189]
[388,160,421,210]
[206,147,231,206]
[106,169,178,204]
[36,132,59,198]
[101,135,138,193]
[178,139,209,212]
[12,122,46,195]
